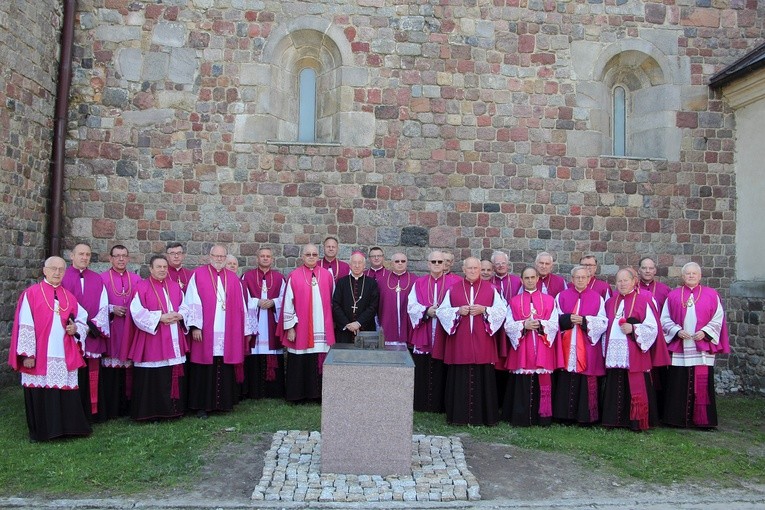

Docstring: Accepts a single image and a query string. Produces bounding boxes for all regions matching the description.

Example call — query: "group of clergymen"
[9,236,729,442]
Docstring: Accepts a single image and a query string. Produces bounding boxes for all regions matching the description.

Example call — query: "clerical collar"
[351,273,364,280]
[620,289,637,297]
[111,267,126,275]
[524,288,537,294]
[370,266,383,271]
[43,278,61,288]
[393,270,407,276]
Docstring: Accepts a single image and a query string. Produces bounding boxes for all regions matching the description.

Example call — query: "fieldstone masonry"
[1,0,764,392]
[0,0,62,386]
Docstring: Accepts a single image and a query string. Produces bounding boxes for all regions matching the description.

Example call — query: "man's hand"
[524,318,540,330]
[160,312,182,324]
[571,314,583,325]
[112,305,127,317]
[22,357,35,369]
[259,299,274,309]
[468,304,486,316]
[345,321,362,334]
[427,306,437,318]
[286,328,296,342]
[192,329,203,342]
[620,322,634,335]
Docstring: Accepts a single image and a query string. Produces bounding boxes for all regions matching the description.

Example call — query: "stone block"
[338,112,375,146]
[94,25,140,43]
[240,63,270,86]
[117,48,143,82]
[121,109,175,126]
[151,22,186,48]
[321,345,414,476]
[141,52,169,82]
[234,114,275,143]
[567,130,603,157]
[169,48,197,84]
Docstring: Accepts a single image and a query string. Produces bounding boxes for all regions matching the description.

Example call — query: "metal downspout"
[47,0,76,257]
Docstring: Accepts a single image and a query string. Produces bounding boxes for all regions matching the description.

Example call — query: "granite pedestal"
[320,344,415,476]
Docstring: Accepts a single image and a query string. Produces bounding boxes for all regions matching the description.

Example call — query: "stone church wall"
[0,0,63,386]
[1,1,764,389]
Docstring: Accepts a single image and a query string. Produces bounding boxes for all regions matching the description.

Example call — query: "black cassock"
[332,274,380,344]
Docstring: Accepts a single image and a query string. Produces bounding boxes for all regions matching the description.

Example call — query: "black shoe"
[196,410,208,419]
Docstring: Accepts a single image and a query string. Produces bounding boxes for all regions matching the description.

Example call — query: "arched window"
[298,67,317,143]
[612,85,626,157]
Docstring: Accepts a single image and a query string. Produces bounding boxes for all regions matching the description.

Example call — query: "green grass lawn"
[0,385,762,497]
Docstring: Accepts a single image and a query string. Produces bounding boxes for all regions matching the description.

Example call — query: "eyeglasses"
[304,253,319,257]
[430,260,444,264]
[370,254,383,258]
[393,260,406,263]
[581,263,597,267]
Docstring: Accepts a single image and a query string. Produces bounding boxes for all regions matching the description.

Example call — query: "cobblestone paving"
[251,430,480,503]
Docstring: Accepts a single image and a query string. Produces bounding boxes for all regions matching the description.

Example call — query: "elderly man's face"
[493,256,509,276]
[391,254,407,273]
[615,270,636,296]
[302,246,319,269]
[535,256,552,276]
[350,253,366,277]
[571,269,589,292]
[682,266,702,288]
[226,256,239,273]
[463,259,480,282]
[209,246,227,271]
[71,244,92,271]
[43,258,67,286]
[639,259,657,282]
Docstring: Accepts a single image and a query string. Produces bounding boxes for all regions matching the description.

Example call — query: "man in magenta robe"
[320,236,350,282]
[99,244,141,419]
[490,250,522,406]
[602,269,660,431]
[579,255,612,300]
[166,242,194,293]
[552,265,607,424]
[535,252,567,297]
[280,243,336,402]
[61,242,110,423]
[437,257,507,426]
[660,262,729,428]
[9,256,91,441]
[638,256,671,309]
[491,251,522,300]
[123,255,189,421]
[503,266,560,426]
[377,252,415,345]
[242,247,286,399]
[182,244,251,417]
[407,251,449,413]
[637,255,672,417]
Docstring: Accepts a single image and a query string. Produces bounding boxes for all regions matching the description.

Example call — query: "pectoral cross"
[352,304,358,313]
[178,279,184,289]
[686,297,694,308]
[395,285,401,293]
